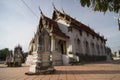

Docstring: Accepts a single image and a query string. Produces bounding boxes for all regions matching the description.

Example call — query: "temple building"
[26,7,108,68]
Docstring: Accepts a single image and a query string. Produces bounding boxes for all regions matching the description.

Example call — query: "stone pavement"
[0,61,120,80]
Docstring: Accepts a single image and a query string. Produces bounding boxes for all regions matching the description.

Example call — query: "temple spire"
[62,8,65,14]
[52,3,57,11]
[39,6,44,16]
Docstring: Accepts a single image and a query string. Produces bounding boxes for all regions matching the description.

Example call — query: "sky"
[0,0,120,52]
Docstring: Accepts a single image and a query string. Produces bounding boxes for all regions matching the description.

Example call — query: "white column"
[51,36,55,51]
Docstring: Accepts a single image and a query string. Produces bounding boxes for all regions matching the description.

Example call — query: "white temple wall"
[57,20,73,54]
[56,19,106,64]
[57,20,70,34]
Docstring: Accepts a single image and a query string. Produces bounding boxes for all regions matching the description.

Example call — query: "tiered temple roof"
[52,7,106,41]
[39,13,69,39]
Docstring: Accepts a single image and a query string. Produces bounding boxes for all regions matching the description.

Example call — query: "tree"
[114,52,117,57]
[21,52,28,63]
[119,50,120,57]
[22,52,28,58]
[0,48,10,61]
[80,0,120,13]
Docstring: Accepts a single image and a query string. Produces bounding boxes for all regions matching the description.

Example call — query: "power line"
[21,0,38,18]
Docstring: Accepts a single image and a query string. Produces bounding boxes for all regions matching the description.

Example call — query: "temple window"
[68,26,72,32]
[76,39,80,52]
[92,35,94,39]
[101,45,103,54]
[91,42,95,55]
[84,40,89,54]
[96,44,100,54]
[86,32,89,37]
[97,37,99,40]
[79,30,82,36]
[77,39,80,44]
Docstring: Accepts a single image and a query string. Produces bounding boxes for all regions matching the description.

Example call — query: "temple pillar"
[51,36,55,51]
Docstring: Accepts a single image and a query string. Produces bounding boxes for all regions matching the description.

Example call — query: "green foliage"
[22,52,28,58]
[80,0,120,13]
[0,48,10,61]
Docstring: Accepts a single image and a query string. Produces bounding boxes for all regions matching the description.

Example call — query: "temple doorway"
[58,40,66,55]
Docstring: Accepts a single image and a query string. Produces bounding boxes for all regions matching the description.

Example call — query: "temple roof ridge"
[52,8,106,41]
[39,6,44,17]
[36,12,69,39]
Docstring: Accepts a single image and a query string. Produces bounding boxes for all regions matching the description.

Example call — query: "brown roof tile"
[52,9,106,41]
[41,15,69,39]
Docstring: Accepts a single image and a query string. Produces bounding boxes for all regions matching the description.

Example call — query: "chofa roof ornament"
[39,6,44,17]
[52,3,57,11]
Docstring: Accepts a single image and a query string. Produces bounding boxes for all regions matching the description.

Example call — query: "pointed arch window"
[84,40,89,54]
[101,45,104,54]
[79,30,82,36]
[91,42,95,55]
[76,39,81,52]
[96,44,100,54]
[86,32,89,37]
[92,35,94,39]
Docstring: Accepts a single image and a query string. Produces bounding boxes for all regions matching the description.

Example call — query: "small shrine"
[6,45,24,67]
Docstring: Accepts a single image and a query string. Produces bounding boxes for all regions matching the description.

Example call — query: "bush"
[76,53,107,62]
[0,48,10,61]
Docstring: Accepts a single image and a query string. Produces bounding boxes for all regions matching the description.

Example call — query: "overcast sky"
[0,0,120,52]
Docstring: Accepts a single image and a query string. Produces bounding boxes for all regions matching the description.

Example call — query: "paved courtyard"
[0,61,120,80]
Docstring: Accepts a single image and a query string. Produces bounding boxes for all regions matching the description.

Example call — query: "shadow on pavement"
[55,70,120,74]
